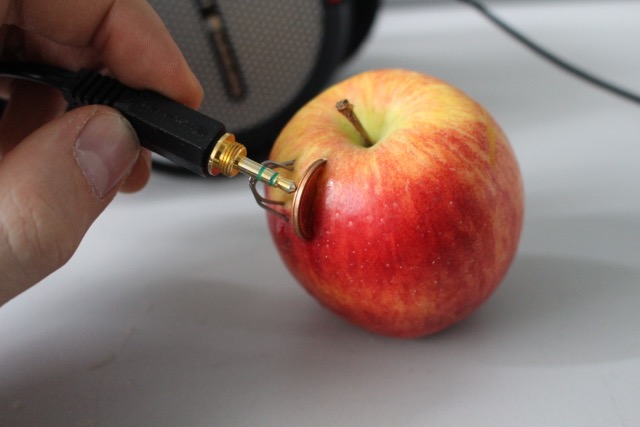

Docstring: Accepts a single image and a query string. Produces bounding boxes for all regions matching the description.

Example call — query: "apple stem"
[336,99,373,147]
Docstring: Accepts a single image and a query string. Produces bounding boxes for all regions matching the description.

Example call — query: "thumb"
[0,106,140,305]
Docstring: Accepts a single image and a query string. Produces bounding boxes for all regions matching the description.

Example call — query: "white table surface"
[2,1,640,426]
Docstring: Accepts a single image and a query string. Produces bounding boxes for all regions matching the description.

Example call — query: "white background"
[2,1,640,426]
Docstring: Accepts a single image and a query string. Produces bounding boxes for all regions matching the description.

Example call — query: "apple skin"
[265,69,524,338]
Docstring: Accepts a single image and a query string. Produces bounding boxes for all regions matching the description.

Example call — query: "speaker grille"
[148,0,324,134]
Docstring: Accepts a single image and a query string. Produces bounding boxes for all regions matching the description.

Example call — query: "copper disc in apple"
[291,158,327,240]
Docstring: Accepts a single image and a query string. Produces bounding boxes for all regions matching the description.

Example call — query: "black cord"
[0,62,228,177]
[457,0,640,105]
[0,62,74,89]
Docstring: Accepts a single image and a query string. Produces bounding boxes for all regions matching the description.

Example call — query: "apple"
[264,69,524,338]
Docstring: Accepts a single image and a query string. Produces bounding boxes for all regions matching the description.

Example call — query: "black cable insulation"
[457,0,640,105]
[0,62,74,89]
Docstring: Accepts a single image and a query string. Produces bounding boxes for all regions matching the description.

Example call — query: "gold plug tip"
[278,178,297,194]
[208,133,297,194]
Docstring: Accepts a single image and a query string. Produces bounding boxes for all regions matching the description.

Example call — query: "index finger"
[2,0,203,108]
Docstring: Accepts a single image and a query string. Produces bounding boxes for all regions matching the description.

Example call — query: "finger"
[0,79,67,155]
[0,105,140,305]
[2,0,203,108]
[119,148,152,193]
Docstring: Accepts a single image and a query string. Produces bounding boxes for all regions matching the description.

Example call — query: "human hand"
[0,0,203,305]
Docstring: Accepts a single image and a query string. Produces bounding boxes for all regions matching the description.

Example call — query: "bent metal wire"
[249,158,327,241]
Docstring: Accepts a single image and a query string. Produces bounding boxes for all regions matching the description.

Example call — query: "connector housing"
[64,70,226,176]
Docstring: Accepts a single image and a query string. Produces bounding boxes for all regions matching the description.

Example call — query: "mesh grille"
[148,0,324,133]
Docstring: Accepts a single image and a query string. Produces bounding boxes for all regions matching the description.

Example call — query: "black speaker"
[148,0,380,161]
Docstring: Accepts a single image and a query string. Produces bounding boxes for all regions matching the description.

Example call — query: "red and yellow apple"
[264,69,524,338]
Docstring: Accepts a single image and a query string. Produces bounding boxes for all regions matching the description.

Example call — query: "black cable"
[0,62,74,89]
[0,63,227,177]
[457,0,640,105]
